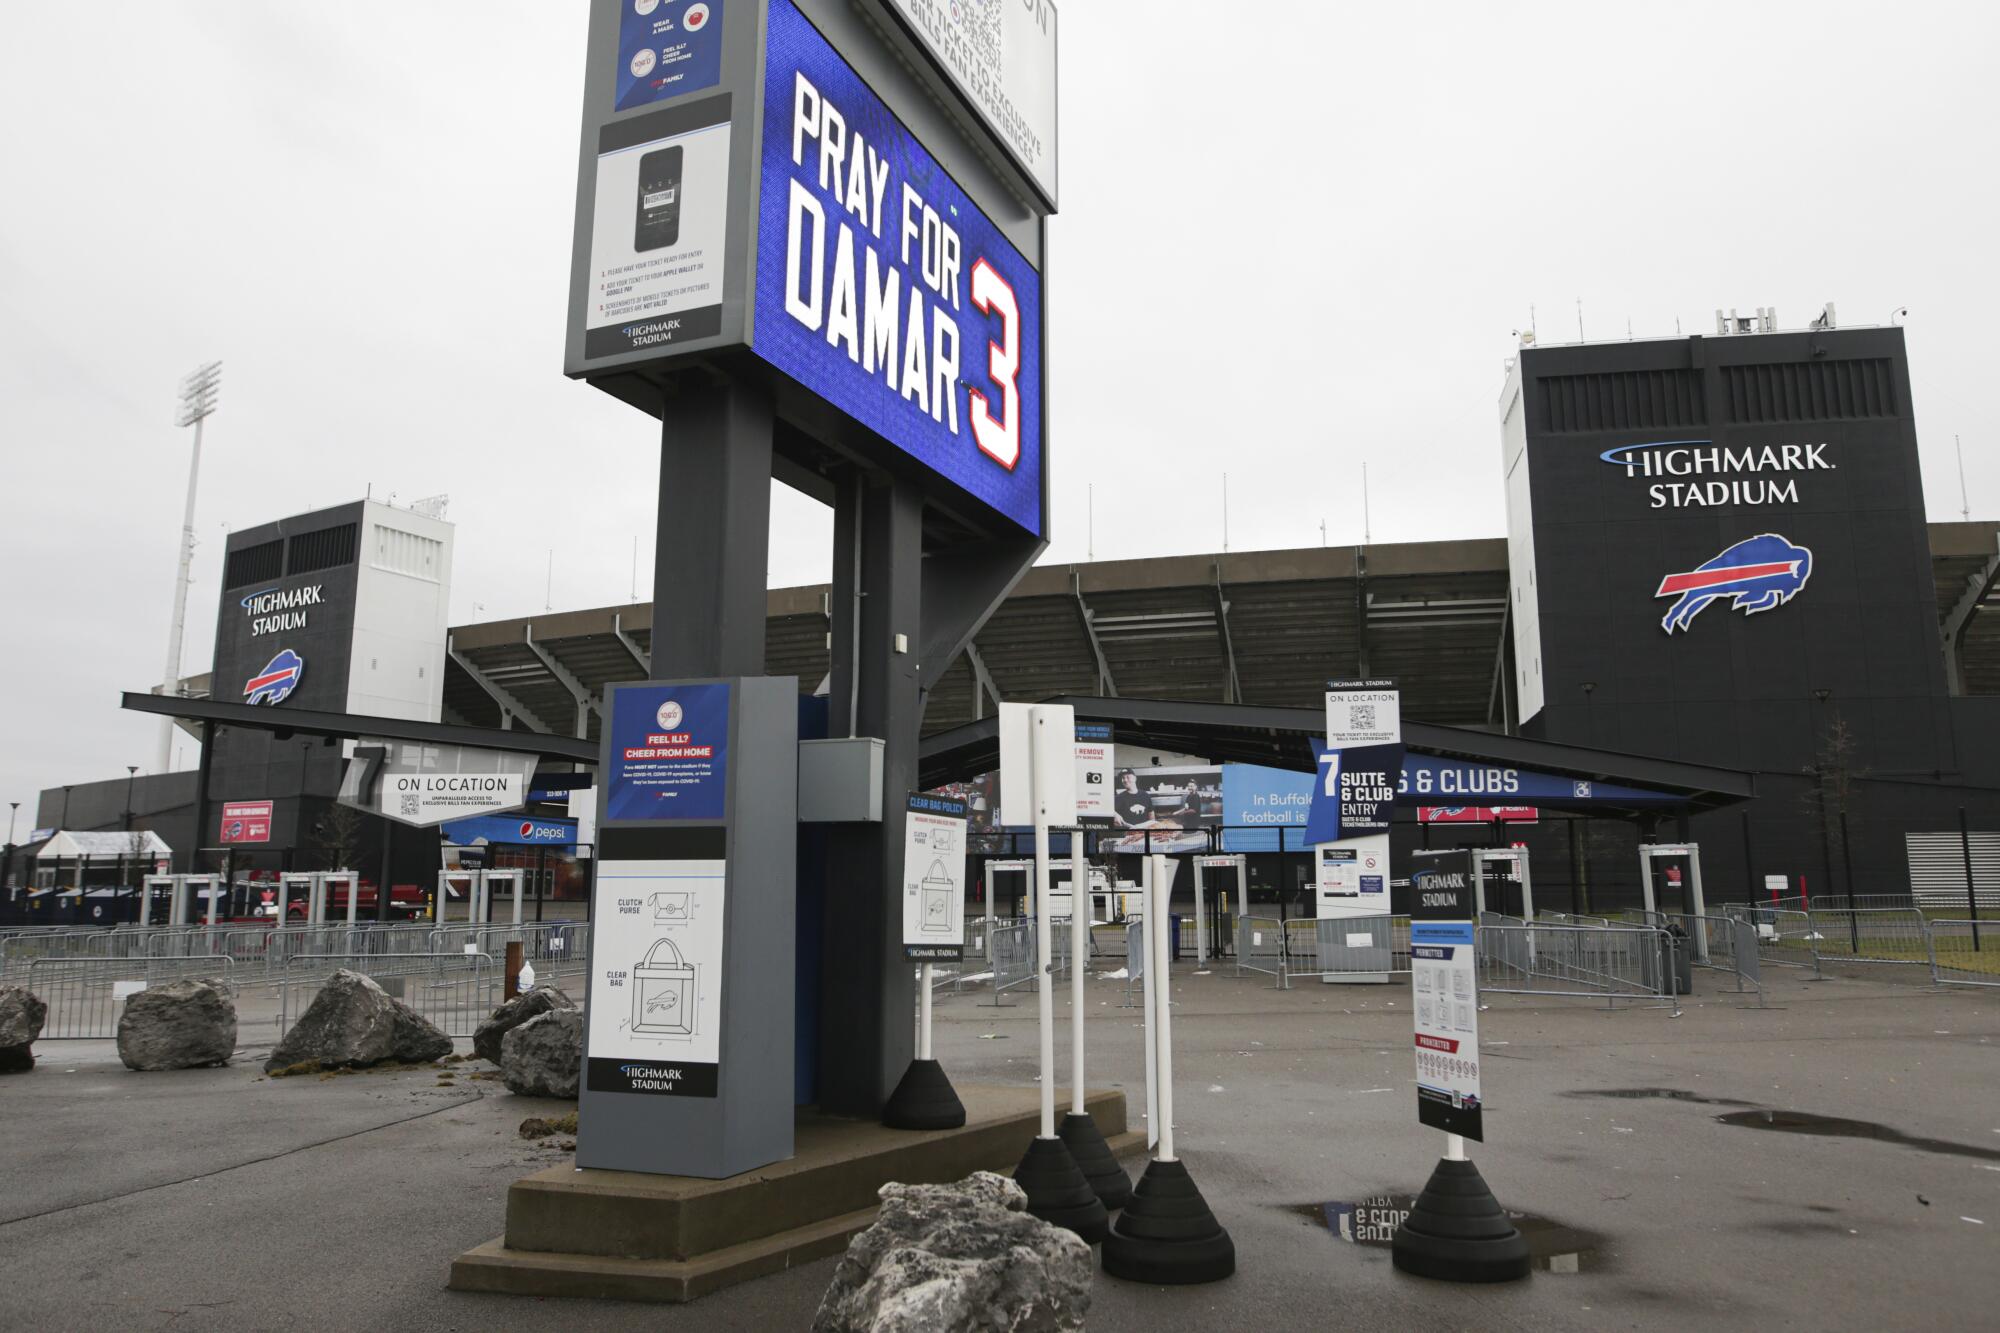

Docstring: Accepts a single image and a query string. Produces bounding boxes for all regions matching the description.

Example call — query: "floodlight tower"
[158,361,221,772]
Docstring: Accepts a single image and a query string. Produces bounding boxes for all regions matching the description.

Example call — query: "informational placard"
[585,858,726,1097]
[219,800,273,844]
[885,0,1058,203]
[605,682,731,821]
[614,0,726,111]
[1306,681,1403,847]
[901,791,967,960]
[755,0,1045,536]
[1318,847,1358,900]
[1073,722,1112,823]
[584,100,733,360]
[998,702,1075,826]
[1409,850,1482,1141]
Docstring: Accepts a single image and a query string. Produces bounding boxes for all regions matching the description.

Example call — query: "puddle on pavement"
[1714,1109,2000,1162]
[1286,1196,1606,1273]
[1567,1087,1755,1107]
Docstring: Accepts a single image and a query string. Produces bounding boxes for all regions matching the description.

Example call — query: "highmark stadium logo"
[243,649,305,705]
[1656,534,1813,634]
[1599,439,1834,509]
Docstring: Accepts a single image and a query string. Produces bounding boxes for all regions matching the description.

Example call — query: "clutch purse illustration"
[632,937,696,1036]
[653,892,689,921]
[920,859,954,933]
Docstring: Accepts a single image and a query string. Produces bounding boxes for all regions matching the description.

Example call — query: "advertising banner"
[585,858,726,1097]
[901,791,967,960]
[1105,764,1220,854]
[1417,806,1539,825]
[755,0,1045,535]
[605,682,731,822]
[1399,754,1677,807]
[614,0,725,111]
[441,813,578,849]
[219,801,272,845]
[1409,850,1482,1141]
[584,99,733,360]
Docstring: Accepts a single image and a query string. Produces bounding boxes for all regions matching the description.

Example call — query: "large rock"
[499,1007,584,1098]
[264,969,453,1073]
[0,984,47,1074]
[813,1172,1093,1333]
[117,978,238,1071]
[472,985,575,1066]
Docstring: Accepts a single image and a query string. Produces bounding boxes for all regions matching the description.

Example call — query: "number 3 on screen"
[967,258,1021,470]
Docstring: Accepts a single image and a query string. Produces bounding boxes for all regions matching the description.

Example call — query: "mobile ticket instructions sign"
[754,0,1044,535]
[605,682,731,821]
[901,791,967,961]
[586,859,726,1097]
[1408,849,1483,1141]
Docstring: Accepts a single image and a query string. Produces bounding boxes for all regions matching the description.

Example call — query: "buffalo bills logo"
[1656,534,1812,634]
[244,648,305,704]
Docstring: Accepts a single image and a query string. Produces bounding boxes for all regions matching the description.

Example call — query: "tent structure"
[33,830,174,861]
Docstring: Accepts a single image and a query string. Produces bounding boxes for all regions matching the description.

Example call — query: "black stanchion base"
[1100,1157,1235,1284]
[880,1058,967,1131]
[1013,1135,1110,1245]
[1057,1111,1133,1211]
[1390,1157,1531,1283]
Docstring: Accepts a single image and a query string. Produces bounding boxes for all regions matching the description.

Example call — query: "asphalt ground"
[1,961,1996,1330]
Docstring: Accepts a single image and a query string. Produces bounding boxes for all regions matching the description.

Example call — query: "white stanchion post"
[1034,817,1055,1141]
[919,961,933,1060]
[1141,854,1158,1148]
[1070,835,1086,1116]
[1152,853,1176,1161]
[1446,1132,1466,1162]
[345,873,358,926]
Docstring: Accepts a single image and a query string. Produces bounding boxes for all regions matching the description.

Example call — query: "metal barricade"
[1805,907,1931,968]
[1475,922,1678,1012]
[27,955,235,1039]
[986,923,1037,1006]
[1730,906,1820,975]
[1926,919,2000,988]
[1235,915,1288,986]
[1279,915,1412,984]
[277,953,499,1039]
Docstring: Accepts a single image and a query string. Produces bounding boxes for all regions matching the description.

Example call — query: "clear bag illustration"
[632,937,696,1036]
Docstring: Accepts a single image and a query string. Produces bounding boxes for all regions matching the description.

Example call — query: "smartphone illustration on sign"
[634,146,683,252]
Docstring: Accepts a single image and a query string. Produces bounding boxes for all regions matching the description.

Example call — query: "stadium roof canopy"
[423,524,2000,744]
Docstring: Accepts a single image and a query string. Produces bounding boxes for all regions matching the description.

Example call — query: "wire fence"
[1475,921,1679,1012]
[1925,920,2000,988]
[25,955,237,1039]
[276,953,501,1039]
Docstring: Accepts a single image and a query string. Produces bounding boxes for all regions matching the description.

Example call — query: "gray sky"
[2,1,1996,819]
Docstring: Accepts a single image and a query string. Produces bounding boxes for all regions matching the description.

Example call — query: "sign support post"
[1057,830,1131,1209]
[1004,704,1107,1243]
[883,791,970,1130]
[1392,849,1529,1282]
[1103,852,1234,1284]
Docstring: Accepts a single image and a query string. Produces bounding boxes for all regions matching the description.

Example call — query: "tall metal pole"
[1959,805,1980,951]
[160,361,221,773]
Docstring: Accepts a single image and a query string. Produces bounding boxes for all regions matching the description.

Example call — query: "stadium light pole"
[159,361,222,773]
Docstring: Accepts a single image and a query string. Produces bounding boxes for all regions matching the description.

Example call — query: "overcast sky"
[2,1,1996,820]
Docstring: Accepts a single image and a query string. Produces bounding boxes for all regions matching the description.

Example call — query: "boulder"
[813,1172,1093,1333]
[499,1007,584,1098]
[472,985,576,1066]
[264,969,454,1073]
[0,984,48,1074]
[117,978,238,1071]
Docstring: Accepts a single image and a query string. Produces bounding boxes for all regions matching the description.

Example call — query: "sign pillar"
[577,677,796,1179]
[881,790,970,1130]
[1392,849,1529,1282]
[1307,681,1403,984]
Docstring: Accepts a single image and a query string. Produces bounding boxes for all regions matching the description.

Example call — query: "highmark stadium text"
[1600,440,1836,508]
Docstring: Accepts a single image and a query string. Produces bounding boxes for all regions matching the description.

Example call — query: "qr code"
[1351,704,1376,730]
[400,793,420,817]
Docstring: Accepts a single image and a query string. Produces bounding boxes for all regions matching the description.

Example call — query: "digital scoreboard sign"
[752,1,1044,535]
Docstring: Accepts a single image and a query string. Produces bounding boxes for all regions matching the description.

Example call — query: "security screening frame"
[564,0,1055,1170]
